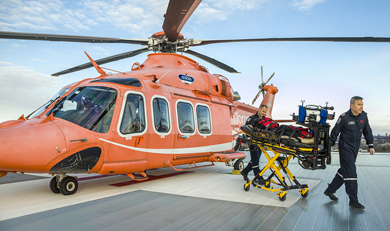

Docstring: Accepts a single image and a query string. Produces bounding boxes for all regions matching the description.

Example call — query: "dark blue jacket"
[331,109,374,153]
[245,113,261,126]
[246,113,261,150]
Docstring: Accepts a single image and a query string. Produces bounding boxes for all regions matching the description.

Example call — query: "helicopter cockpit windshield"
[28,87,70,119]
[49,86,117,133]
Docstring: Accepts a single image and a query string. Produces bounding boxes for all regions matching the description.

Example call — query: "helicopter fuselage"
[0,53,256,178]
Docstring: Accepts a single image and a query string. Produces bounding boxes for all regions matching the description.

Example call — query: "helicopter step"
[127,171,148,181]
[169,161,215,171]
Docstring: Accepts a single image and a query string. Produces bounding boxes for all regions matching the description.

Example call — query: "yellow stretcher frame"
[243,140,310,201]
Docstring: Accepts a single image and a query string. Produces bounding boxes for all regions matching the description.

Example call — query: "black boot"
[349,201,365,209]
[241,171,249,182]
[324,189,338,201]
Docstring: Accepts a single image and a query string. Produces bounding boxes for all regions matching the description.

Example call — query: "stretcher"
[240,121,332,201]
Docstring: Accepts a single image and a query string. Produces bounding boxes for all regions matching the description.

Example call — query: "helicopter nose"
[0,119,66,173]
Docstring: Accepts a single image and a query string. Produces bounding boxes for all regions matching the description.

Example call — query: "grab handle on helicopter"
[135,137,144,146]
[179,134,188,139]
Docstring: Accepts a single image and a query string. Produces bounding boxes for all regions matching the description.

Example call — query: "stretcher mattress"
[240,125,313,148]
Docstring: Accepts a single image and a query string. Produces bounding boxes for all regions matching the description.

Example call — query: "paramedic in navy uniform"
[241,104,268,182]
[324,96,375,209]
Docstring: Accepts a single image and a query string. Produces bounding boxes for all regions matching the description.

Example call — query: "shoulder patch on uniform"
[246,116,252,122]
[340,112,346,117]
[336,117,342,124]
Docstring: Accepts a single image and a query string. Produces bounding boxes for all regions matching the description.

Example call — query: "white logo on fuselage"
[231,111,248,126]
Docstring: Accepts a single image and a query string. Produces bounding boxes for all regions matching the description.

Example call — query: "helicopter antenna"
[84,52,107,77]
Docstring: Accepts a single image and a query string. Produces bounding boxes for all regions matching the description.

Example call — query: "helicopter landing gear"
[50,174,78,195]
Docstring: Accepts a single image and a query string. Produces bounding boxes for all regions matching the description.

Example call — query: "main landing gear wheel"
[244,183,250,191]
[59,176,78,195]
[49,176,60,194]
[234,159,244,171]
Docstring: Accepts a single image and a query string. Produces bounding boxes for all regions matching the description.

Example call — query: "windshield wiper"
[26,96,60,119]
[46,96,67,117]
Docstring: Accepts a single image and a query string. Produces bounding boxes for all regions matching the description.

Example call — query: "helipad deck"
[1,152,389,231]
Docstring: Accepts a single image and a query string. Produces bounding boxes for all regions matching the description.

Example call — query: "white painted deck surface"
[1,152,390,231]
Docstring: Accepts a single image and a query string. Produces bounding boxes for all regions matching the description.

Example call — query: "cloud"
[0,62,62,122]
[0,0,169,36]
[0,0,271,36]
[194,0,269,24]
[0,0,89,31]
[289,0,325,12]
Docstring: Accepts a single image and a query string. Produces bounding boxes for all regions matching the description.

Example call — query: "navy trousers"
[328,141,359,202]
[242,144,261,177]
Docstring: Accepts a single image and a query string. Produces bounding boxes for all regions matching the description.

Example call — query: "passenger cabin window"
[153,98,170,133]
[120,94,146,134]
[50,86,117,134]
[177,102,195,133]
[196,105,212,134]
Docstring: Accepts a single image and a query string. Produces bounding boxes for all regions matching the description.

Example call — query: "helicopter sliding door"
[103,91,149,174]
[173,99,214,161]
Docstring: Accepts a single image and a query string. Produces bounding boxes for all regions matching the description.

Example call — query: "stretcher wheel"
[244,183,250,191]
[264,181,271,188]
[278,192,287,201]
[300,189,309,198]
[301,191,309,198]
[326,153,332,165]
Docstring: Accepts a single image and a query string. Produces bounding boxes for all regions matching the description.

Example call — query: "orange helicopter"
[0,0,389,196]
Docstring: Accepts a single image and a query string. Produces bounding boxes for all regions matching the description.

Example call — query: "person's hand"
[369,148,375,155]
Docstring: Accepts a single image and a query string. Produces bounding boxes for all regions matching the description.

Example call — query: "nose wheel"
[49,174,78,195]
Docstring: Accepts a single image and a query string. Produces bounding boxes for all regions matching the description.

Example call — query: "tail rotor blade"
[252,90,262,105]
[261,66,263,83]
[264,72,275,85]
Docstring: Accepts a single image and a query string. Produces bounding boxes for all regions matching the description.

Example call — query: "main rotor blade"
[0,31,148,45]
[163,0,202,42]
[191,37,390,46]
[184,49,239,73]
[51,47,149,76]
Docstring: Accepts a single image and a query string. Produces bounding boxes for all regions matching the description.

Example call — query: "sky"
[0,0,389,135]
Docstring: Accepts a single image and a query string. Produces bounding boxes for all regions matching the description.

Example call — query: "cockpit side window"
[153,98,170,133]
[196,105,212,134]
[51,86,117,134]
[120,94,146,134]
[177,102,195,134]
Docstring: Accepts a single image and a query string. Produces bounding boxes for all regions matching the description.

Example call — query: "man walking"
[324,96,375,209]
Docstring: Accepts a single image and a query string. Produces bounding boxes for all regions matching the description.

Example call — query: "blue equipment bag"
[298,105,306,123]
[319,109,328,124]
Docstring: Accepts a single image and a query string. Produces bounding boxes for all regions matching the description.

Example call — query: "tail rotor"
[252,66,275,105]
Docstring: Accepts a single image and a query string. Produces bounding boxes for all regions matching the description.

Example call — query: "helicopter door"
[105,91,149,173]
[173,100,213,160]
